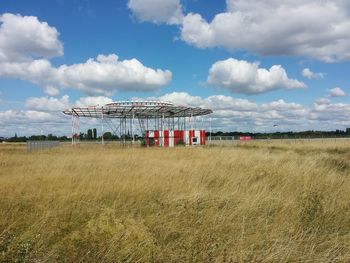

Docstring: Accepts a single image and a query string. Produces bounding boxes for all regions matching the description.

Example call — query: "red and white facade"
[146,130,206,147]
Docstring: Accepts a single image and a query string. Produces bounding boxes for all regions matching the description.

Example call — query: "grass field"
[1,141,350,262]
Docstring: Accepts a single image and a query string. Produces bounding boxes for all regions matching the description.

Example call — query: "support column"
[209,117,212,143]
[101,106,104,145]
[71,114,74,145]
[71,111,80,146]
[132,112,135,144]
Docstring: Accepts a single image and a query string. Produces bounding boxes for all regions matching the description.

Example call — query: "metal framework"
[63,101,213,145]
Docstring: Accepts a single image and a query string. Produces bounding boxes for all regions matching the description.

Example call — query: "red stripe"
[189,130,195,145]
[154,130,159,146]
[164,130,169,147]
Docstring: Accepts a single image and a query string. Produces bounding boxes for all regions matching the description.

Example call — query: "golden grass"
[1,141,350,262]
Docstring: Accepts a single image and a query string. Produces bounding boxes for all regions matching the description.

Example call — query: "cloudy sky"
[1,0,350,136]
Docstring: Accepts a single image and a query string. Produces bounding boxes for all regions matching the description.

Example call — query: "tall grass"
[1,142,350,262]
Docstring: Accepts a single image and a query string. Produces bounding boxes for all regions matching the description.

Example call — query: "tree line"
[2,128,350,142]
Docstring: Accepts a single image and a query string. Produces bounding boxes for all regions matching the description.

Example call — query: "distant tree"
[87,129,93,140]
[47,134,58,140]
[93,128,97,140]
[103,132,112,140]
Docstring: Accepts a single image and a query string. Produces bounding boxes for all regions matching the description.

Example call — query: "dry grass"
[1,141,350,262]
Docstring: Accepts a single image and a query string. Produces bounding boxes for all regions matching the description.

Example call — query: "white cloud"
[329,87,347,97]
[154,92,310,131]
[55,54,172,95]
[177,1,350,62]
[4,92,350,136]
[44,85,60,96]
[128,0,184,25]
[74,96,113,107]
[0,13,63,62]
[310,102,350,122]
[315,98,331,105]
[302,68,325,79]
[0,14,172,95]
[207,58,306,94]
[156,92,350,131]
[25,95,70,111]
[25,95,114,111]
[158,92,203,107]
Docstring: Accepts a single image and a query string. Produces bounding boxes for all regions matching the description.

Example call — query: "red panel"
[240,136,252,141]
[174,130,184,145]
[200,130,206,145]
[154,130,159,146]
[189,130,195,145]
[164,130,169,147]
[174,130,179,145]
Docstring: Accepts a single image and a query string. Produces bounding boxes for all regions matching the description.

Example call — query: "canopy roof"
[63,101,213,119]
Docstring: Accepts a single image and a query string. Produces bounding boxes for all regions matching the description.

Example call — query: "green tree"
[87,129,93,140]
[93,128,97,140]
[103,132,112,140]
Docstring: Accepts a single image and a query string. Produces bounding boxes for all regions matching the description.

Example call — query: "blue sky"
[1,0,350,136]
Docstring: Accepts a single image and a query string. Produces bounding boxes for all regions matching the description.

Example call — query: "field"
[1,141,350,262]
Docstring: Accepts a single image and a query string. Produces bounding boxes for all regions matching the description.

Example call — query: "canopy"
[63,101,213,119]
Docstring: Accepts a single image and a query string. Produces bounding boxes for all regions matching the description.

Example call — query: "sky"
[1,0,350,136]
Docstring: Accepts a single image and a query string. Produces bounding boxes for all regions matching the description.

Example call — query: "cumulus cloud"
[44,85,60,96]
[207,58,306,94]
[0,13,172,95]
[128,0,184,25]
[74,96,113,107]
[3,92,350,136]
[329,87,347,97]
[310,102,350,122]
[55,54,172,94]
[0,13,63,62]
[156,92,350,131]
[25,95,70,111]
[315,98,331,105]
[25,95,114,112]
[131,0,350,62]
[302,68,325,79]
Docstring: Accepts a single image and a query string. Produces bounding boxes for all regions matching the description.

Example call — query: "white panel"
[184,130,190,145]
[195,130,201,138]
[169,131,174,147]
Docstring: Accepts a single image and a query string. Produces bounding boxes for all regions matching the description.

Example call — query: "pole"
[132,111,135,144]
[209,117,212,143]
[71,114,74,145]
[101,106,104,145]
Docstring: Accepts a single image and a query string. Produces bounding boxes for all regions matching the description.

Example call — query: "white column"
[132,111,135,144]
[209,117,212,142]
[101,106,104,145]
[71,113,74,145]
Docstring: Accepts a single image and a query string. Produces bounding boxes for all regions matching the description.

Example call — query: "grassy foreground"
[1,141,350,262]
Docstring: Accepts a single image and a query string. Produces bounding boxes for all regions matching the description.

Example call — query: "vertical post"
[190,113,193,130]
[132,111,135,144]
[71,113,74,145]
[119,117,122,144]
[101,106,104,145]
[209,117,212,143]
[124,117,126,145]
[184,116,186,132]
